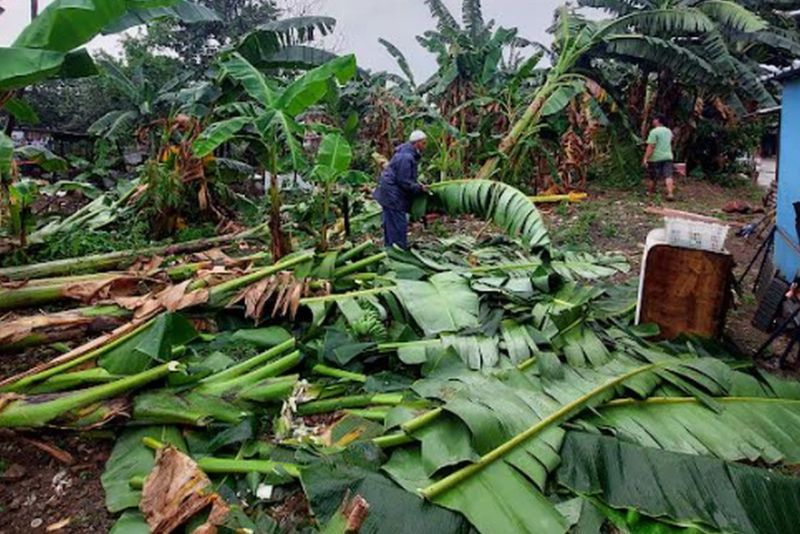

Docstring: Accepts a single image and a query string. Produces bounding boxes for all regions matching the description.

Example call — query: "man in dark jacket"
[373,130,428,249]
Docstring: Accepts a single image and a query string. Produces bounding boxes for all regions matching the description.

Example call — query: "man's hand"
[421,183,430,193]
[642,159,649,169]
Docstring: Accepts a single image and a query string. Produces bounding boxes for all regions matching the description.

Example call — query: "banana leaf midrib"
[420,359,669,499]
[603,396,800,407]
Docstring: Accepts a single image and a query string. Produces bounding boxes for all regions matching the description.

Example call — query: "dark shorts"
[648,160,674,180]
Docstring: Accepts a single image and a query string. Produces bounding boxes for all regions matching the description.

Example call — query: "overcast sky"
[0,0,574,78]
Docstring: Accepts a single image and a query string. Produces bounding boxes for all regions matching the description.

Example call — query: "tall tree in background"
[136,0,280,72]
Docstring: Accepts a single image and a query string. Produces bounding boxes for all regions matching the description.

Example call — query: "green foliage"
[0,0,212,92]
[0,218,150,268]
[7,179,39,245]
[559,431,800,534]
[429,180,551,250]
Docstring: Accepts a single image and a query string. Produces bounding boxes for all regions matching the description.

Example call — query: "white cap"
[409,130,427,143]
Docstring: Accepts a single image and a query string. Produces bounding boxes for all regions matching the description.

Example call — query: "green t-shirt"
[647,126,674,162]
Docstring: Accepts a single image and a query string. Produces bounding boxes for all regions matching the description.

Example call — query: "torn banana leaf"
[558,432,800,534]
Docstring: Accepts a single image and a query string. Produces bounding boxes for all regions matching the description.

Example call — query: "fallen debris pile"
[2,181,799,534]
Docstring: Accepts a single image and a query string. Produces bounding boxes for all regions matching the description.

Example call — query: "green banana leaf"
[192,116,251,157]
[12,0,128,51]
[385,350,745,534]
[550,251,630,281]
[101,425,187,513]
[558,431,800,534]
[1,1,214,92]
[429,180,550,251]
[99,313,198,375]
[276,54,356,116]
[0,48,96,91]
[315,133,353,182]
[220,52,279,105]
[392,272,480,337]
[103,1,219,33]
[541,80,586,117]
[586,396,800,464]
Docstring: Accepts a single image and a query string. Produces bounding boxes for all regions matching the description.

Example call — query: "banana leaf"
[392,272,480,337]
[429,180,550,251]
[384,351,741,534]
[101,425,187,513]
[300,447,472,534]
[558,432,800,534]
[585,396,800,464]
[99,313,198,375]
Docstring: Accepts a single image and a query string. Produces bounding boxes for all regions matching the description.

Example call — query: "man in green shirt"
[643,114,675,201]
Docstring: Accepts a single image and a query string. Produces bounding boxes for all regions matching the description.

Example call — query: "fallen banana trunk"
[0,361,181,428]
[0,252,315,392]
[0,305,132,352]
[0,250,272,312]
[0,273,140,311]
[0,222,268,281]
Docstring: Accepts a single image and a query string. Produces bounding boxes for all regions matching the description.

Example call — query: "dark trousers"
[382,208,408,249]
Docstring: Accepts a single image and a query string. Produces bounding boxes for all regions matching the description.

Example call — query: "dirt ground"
[543,176,777,362]
[0,175,785,533]
[0,431,115,533]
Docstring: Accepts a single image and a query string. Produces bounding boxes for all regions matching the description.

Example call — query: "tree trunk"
[0,223,267,280]
[475,87,551,181]
[0,305,132,353]
[268,173,289,260]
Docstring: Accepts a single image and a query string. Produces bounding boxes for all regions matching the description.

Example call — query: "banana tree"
[0,0,217,100]
[578,0,798,152]
[192,53,356,259]
[88,61,195,142]
[236,16,340,70]
[475,7,718,180]
[310,132,371,250]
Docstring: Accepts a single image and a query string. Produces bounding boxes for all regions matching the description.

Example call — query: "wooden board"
[639,246,734,340]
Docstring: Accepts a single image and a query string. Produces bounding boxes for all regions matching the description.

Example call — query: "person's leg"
[646,164,656,196]
[384,209,408,249]
[382,210,391,248]
[664,162,675,200]
[395,210,409,250]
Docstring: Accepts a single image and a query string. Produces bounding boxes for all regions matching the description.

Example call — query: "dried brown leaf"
[141,446,228,534]
[287,281,305,320]
[63,276,140,304]
[22,437,75,465]
[128,255,164,275]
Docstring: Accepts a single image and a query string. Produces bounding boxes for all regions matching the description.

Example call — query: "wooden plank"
[640,246,733,340]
